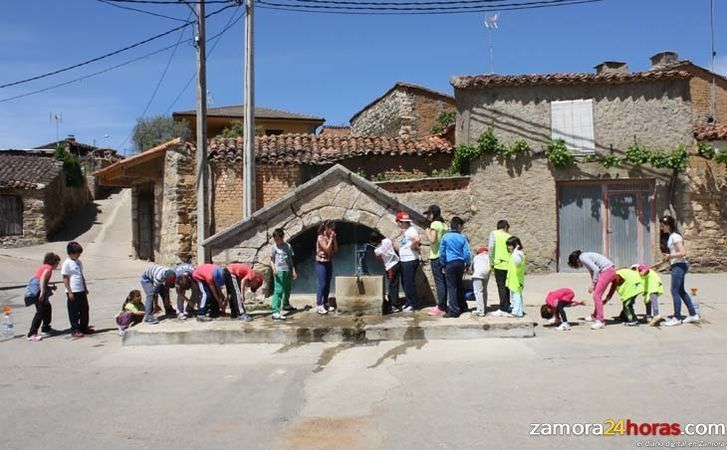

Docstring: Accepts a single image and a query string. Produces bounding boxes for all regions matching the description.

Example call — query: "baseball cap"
[163,270,176,287]
[395,211,412,222]
[476,246,489,254]
[213,267,226,287]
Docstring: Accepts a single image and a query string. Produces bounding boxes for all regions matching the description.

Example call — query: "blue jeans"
[315,261,333,307]
[445,260,466,316]
[399,260,419,309]
[140,275,168,319]
[510,291,524,317]
[670,263,696,318]
[430,258,447,311]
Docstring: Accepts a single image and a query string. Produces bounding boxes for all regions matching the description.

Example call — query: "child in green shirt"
[270,228,297,321]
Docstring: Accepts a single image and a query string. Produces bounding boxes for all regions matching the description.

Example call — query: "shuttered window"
[0,195,22,236]
[551,99,595,153]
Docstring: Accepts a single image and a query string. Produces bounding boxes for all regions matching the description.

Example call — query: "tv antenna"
[484,13,499,74]
[50,112,63,141]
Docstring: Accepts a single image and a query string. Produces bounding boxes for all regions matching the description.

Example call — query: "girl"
[632,265,664,326]
[540,288,584,331]
[116,290,145,336]
[471,246,491,317]
[26,252,61,342]
[315,221,338,315]
[395,212,421,312]
[424,205,448,316]
[657,215,699,326]
[604,268,645,327]
[567,250,616,330]
[505,236,525,318]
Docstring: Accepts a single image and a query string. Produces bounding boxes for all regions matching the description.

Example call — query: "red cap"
[395,212,411,222]
[477,246,488,254]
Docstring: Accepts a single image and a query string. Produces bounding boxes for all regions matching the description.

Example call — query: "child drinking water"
[471,246,490,317]
[116,290,145,336]
[505,236,525,318]
[540,288,584,331]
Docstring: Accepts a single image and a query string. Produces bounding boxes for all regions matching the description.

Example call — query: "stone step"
[122,311,535,346]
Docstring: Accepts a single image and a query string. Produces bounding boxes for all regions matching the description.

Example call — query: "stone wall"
[338,154,452,181]
[159,144,196,264]
[0,188,46,248]
[43,174,91,237]
[455,79,694,154]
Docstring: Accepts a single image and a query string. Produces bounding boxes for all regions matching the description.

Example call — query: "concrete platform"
[122,310,535,346]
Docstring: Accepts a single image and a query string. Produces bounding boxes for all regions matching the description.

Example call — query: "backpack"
[24,277,41,307]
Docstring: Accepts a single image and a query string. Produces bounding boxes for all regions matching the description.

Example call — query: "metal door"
[607,192,638,268]
[558,184,604,272]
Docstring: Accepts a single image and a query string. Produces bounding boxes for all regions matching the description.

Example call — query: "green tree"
[220,120,246,138]
[54,145,84,187]
[132,115,191,153]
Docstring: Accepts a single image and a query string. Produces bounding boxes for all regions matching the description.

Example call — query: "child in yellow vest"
[604,268,644,326]
[505,236,525,318]
[632,265,664,326]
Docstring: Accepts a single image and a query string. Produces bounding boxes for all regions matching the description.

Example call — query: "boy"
[140,264,177,324]
[192,263,226,322]
[270,228,297,321]
[540,288,585,331]
[471,246,491,317]
[604,268,644,326]
[225,262,262,322]
[439,216,472,318]
[373,233,401,314]
[175,262,198,319]
[62,241,92,338]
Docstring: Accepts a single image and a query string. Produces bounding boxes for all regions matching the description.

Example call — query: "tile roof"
[0,152,63,190]
[694,123,727,141]
[173,105,324,122]
[450,70,692,89]
[208,133,454,165]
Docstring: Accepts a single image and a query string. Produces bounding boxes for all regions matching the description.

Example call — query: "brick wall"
[413,91,456,137]
[257,164,301,207]
[377,176,470,193]
[337,153,452,181]
[688,69,727,124]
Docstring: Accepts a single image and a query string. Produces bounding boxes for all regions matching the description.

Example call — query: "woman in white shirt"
[658,215,699,327]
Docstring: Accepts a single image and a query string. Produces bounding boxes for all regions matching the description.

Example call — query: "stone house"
[350,82,456,138]
[173,105,325,139]
[450,54,727,272]
[0,150,91,248]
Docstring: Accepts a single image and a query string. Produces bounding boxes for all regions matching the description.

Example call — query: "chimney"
[594,61,629,75]
[650,51,679,69]
[66,134,76,142]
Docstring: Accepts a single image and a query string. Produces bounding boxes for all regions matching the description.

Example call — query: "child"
[567,250,616,330]
[116,290,145,336]
[439,216,472,318]
[632,265,664,326]
[62,242,92,338]
[471,246,491,317]
[192,263,226,322]
[540,288,585,331]
[604,268,644,326]
[225,262,262,322]
[505,236,525,318]
[26,252,61,342]
[174,262,197,319]
[373,233,401,314]
[270,228,298,321]
[140,265,176,324]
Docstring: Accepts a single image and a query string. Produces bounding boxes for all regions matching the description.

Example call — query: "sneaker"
[590,320,605,330]
[40,328,60,337]
[238,314,254,322]
[316,306,328,315]
[82,327,96,334]
[118,328,126,337]
[282,305,298,312]
[196,315,212,322]
[471,310,486,317]
[555,322,571,331]
[624,321,639,327]
[71,331,84,338]
[144,317,160,325]
[683,314,700,324]
[390,305,403,313]
[177,313,188,321]
[272,313,286,321]
[442,312,460,318]
[402,306,414,313]
[649,315,663,327]
[663,317,682,327]
[583,315,596,322]
[428,307,446,316]
[510,313,524,318]
[326,305,336,312]
[490,310,507,317]
[27,334,43,342]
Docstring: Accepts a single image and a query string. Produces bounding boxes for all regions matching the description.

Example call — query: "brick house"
[173,105,325,139]
[450,53,727,271]
[350,82,456,138]
[0,150,91,248]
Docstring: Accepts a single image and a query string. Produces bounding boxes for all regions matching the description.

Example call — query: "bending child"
[540,288,584,331]
[604,268,644,327]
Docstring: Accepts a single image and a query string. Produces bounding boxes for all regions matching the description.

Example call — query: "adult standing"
[424,205,449,316]
[395,212,421,312]
[439,217,472,318]
[658,215,700,326]
[26,253,61,341]
[567,250,616,330]
[488,220,511,316]
[315,220,338,315]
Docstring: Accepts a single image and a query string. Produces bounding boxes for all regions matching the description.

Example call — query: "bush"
[545,139,575,168]
[430,111,456,134]
[132,115,191,153]
[54,145,84,188]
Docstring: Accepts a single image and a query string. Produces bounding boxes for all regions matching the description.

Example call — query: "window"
[550,99,595,153]
[0,195,22,236]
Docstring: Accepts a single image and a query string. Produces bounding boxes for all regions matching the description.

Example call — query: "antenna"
[484,13,499,74]
[49,112,63,141]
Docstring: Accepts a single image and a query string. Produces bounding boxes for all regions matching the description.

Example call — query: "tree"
[132,115,191,153]
[219,119,265,138]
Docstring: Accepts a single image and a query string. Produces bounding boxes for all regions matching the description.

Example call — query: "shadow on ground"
[49,202,102,242]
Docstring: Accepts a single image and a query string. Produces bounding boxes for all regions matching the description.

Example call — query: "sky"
[0,0,724,154]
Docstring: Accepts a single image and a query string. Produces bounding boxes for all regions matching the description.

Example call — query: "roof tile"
[451,70,691,89]
[0,152,63,190]
[694,123,727,141]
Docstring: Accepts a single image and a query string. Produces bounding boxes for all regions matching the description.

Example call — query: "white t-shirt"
[374,238,399,270]
[667,233,687,265]
[472,253,491,279]
[61,258,85,293]
[398,227,420,262]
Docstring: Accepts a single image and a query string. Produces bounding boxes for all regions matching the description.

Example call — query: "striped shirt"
[143,265,170,288]
[175,263,195,279]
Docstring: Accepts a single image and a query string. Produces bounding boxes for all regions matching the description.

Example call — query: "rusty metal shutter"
[0,195,22,236]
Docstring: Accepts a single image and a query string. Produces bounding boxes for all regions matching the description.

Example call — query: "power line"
[0,5,243,104]
[104,0,232,4]
[0,3,237,90]
[95,0,190,22]
[258,0,603,14]
[290,0,535,5]
[258,0,602,12]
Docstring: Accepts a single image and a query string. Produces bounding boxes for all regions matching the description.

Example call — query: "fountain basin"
[335,275,385,315]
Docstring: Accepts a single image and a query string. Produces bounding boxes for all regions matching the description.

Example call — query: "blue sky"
[0,0,724,153]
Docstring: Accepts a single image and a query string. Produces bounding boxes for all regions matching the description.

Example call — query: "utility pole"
[196,0,209,263]
[243,0,256,219]
[709,0,717,121]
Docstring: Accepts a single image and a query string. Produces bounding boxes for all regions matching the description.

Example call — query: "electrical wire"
[104,0,233,4]
[95,0,190,22]
[257,0,601,14]
[291,0,541,5]
[258,0,601,12]
[0,3,237,90]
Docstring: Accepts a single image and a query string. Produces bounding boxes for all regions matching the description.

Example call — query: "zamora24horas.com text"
[530,420,726,437]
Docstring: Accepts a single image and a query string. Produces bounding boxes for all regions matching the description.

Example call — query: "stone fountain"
[334,243,385,315]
